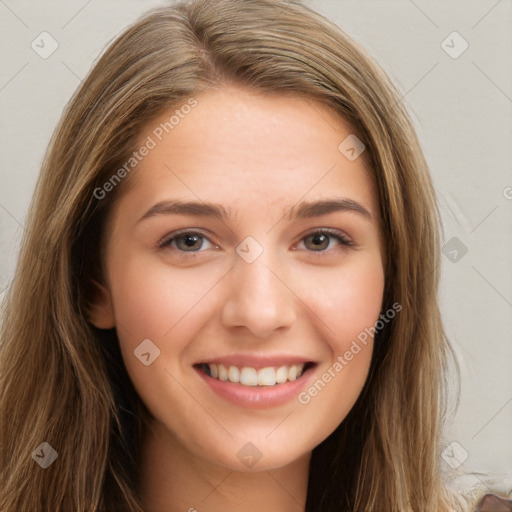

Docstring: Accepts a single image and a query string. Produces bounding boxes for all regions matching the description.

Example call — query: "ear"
[86,279,116,329]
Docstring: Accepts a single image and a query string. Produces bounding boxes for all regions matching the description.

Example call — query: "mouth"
[194,361,316,387]
[194,357,318,409]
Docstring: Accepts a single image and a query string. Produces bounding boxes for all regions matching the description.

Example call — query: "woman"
[0,0,475,510]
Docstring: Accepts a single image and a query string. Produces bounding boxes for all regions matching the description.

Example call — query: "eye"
[157,230,216,253]
[157,228,353,256]
[297,229,353,253]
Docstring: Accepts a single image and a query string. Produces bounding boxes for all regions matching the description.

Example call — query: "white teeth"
[218,364,228,381]
[275,365,288,384]
[204,363,306,387]
[240,367,258,386]
[228,365,240,383]
[257,367,276,386]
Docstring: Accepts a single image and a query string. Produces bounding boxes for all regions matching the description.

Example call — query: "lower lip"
[195,366,315,409]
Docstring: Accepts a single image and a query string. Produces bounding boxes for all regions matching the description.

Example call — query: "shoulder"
[474,493,512,511]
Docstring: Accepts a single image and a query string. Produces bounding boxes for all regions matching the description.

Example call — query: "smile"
[197,362,311,387]
[193,356,317,408]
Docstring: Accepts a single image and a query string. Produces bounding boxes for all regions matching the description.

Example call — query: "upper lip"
[195,354,316,370]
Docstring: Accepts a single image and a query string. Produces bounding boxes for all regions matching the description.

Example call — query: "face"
[90,85,385,472]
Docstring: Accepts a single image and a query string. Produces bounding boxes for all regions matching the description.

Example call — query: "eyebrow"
[137,197,372,223]
[285,198,372,221]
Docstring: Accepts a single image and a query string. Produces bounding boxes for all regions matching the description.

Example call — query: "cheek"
[106,256,220,415]
[107,252,221,344]
[298,253,385,349]
[293,255,384,437]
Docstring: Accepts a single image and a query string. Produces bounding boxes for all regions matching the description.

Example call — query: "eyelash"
[157,228,353,256]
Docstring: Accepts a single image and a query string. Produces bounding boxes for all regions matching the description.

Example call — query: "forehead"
[111,86,378,224]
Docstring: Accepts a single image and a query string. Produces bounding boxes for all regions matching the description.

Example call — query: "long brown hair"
[1,0,466,510]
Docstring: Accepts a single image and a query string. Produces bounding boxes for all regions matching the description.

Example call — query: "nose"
[220,249,297,339]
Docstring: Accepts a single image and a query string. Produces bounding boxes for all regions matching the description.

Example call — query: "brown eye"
[175,233,204,251]
[304,232,330,251]
[300,229,352,253]
[158,231,214,252]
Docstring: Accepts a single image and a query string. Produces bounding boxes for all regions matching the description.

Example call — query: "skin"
[89,84,385,512]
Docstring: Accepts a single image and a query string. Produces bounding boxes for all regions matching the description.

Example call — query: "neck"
[137,419,311,512]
